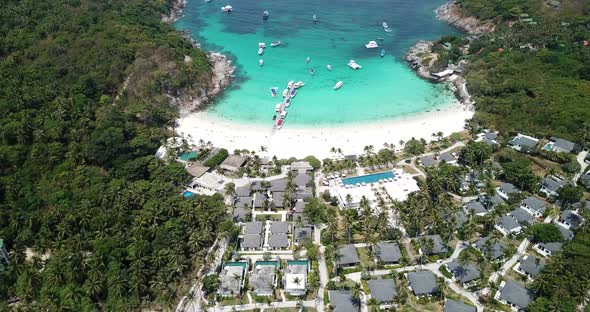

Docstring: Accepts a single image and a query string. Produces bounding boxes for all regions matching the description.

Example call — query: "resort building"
[233,207,251,223]
[495,280,533,311]
[243,221,264,235]
[290,161,313,173]
[495,215,523,236]
[253,193,269,209]
[497,183,520,200]
[241,234,263,251]
[335,244,361,268]
[219,154,247,172]
[419,155,438,168]
[439,152,458,165]
[249,261,279,297]
[235,196,253,209]
[293,226,313,245]
[294,173,312,188]
[543,137,576,154]
[464,200,489,216]
[284,260,310,296]
[444,299,476,312]
[513,255,545,279]
[533,241,563,257]
[271,192,285,208]
[186,164,209,178]
[475,130,499,147]
[444,261,481,287]
[406,271,439,297]
[556,223,574,241]
[540,176,566,197]
[508,133,539,153]
[449,210,468,230]
[479,193,505,210]
[519,196,547,218]
[192,172,224,192]
[367,279,397,304]
[374,242,402,265]
[270,221,290,234]
[218,262,248,297]
[415,235,448,255]
[473,237,508,262]
[509,208,534,225]
[267,233,290,250]
[328,290,359,312]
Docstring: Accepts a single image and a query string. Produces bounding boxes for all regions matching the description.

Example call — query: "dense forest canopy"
[0,0,228,310]
[456,0,590,143]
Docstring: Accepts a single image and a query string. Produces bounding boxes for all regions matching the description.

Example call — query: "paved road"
[315,225,328,312]
[574,151,588,183]
[207,300,315,312]
[500,239,529,276]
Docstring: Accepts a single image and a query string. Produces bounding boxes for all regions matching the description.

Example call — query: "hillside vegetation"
[0,0,229,310]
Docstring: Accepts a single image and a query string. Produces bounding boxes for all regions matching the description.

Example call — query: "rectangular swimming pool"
[178,151,198,161]
[341,171,395,186]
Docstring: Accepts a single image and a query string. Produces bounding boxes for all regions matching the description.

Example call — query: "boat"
[294,81,305,88]
[275,118,284,129]
[282,89,288,97]
[310,67,315,75]
[275,103,281,112]
[347,60,362,70]
[262,10,269,20]
[382,21,392,32]
[365,41,379,49]
[272,115,276,120]
[376,37,385,41]
[327,65,332,71]
[221,5,232,12]
[287,80,294,88]
[333,81,343,90]
[290,89,297,98]
[280,110,287,118]
[204,0,212,3]
[285,98,291,107]
[380,48,385,57]
[270,87,278,97]
[306,57,310,64]
[270,40,281,47]
[258,42,266,48]
[313,14,317,22]
[259,59,264,66]
[258,48,264,55]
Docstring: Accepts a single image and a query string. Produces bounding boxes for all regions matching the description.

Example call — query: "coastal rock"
[404,40,438,81]
[162,0,186,23]
[435,1,495,35]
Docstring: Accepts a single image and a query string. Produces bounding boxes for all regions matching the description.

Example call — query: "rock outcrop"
[435,1,495,35]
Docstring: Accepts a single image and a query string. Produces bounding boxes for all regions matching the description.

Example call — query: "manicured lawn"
[357,247,375,268]
[255,214,282,221]
[218,295,249,306]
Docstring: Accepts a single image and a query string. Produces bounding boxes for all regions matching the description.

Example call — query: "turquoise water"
[179,151,198,161]
[342,171,395,185]
[183,190,195,198]
[176,0,458,126]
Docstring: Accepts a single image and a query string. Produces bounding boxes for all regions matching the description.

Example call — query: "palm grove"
[0,0,233,310]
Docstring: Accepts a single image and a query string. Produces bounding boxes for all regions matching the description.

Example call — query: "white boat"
[270,40,281,47]
[365,40,379,49]
[258,42,266,48]
[282,89,288,97]
[294,81,305,88]
[382,21,392,32]
[280,110,287,118]
[306,57,310,64]
[258,48,264,55]
[333,81,343,90]
[221,5,232,12]
[262,10,269,20]
[285,98,291,107]
[347,60,362,70]
[326,65,332,71]
[259,59,264,66]
[275,103,281,112]
[287,80,294,88]
[313,14,317,22]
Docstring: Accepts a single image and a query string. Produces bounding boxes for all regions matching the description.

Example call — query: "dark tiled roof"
[374,242,402,263]
[407,271,439,296]
[329,290,359,312]
[446,261,480,284]
[519,256,545,277]
[336,244,360,266]
[499,281,533,309]
[444,299,476,312]
[367,279,397,303]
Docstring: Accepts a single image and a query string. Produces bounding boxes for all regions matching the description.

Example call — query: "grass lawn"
[401,165,419,175]
[357,247,375,268]
[255,214,282,221]
[218,295,249,306]
[401,299,442,312]
[275,308,317,312]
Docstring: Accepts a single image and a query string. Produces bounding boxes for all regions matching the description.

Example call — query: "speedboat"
[280,110,287,119]
[221,5,232,12]
[287,80,294,88]
[282,89,288,97]
[380,48,385,57]
[333,81,343,90]
[310,67,315,75]
[365,41,379,49]
[294,81,305,88]
[271,40,281,47]
[306,57,310,64]
[275,103,281,112]
[290,89,297,98]
[347,60,362,70]
[258,42,266,48]
[327,65,332,71]
[270,87,278,97]
[275,118,284,129]
[258,48,263,55]
[259,59,264,66]
[313,14,317,22]
[205,0,212,3]
[262,10,269,20]
[382,21,392,32]
[285,98,291,107]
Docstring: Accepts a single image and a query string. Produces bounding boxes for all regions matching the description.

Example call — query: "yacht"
[221,5,232,12]
[382,21,392,32]
[258,48,264,55]
[270,87,278,97]
[275,103,281,112]
[365,41,379,49]
[347,60,362,70]
[287,80,294,88]
[270,40,281,47]
[259,59,264,66]
[285,98,291,107]
[275,118,284,129]
[326,65,332,71]
[262,10,269,20]
[282,89,288,97]
[294,81,305,88]
[333,81,343,90]
[280,110,287,119]
[258,42,266,48]
[290,89,297,98]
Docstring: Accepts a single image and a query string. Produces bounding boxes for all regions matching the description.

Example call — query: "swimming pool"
[179,151,198,161]
[341,171,395,186]
[183,191,195,198]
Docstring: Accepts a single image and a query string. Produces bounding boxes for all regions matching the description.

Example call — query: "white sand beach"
[176,102,473,159]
